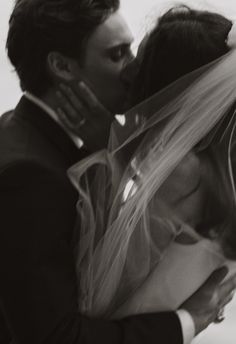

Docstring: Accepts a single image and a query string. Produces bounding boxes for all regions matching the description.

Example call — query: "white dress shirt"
[177,309,195,344]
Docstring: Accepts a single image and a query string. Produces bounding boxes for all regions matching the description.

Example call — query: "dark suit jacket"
[0,96,183,344]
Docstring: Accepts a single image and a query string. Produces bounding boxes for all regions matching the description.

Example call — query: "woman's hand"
[56,81,113,152]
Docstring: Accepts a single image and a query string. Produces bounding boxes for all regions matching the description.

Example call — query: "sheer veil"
[68,49,236,318]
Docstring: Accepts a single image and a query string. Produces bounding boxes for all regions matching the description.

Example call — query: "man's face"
[80,11,134,114]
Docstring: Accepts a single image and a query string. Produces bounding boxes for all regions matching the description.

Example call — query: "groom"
[0,0,235,343]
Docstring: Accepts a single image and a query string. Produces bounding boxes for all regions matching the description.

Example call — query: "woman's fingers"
[55,81,113,149]
[59,84,85,116]
[78,82,111,120]
[57,82,111,127]
[57,107,75,130]
[78,81,101,108]
[56,90,81,122]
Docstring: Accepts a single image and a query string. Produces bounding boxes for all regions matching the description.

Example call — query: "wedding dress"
[114,235,224,317]
[68,49,236,319]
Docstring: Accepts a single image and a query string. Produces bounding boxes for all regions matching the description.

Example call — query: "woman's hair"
[133,5,232,103]
[6,0,120,96]
[130,6,236,251]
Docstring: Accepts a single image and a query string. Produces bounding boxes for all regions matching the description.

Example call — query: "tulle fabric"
[68,49,236,318]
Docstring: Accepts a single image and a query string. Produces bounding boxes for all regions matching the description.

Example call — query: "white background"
[0,0,236,342]
[1,0,236,113]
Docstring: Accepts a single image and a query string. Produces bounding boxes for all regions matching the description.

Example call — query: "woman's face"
[158,151,206,229]
[158,147,229,236]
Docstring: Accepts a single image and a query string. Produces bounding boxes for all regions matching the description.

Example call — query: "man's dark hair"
[6,0,120,95]
[133,5,232,103]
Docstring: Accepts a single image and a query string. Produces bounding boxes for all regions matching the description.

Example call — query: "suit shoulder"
[0,159,67,188]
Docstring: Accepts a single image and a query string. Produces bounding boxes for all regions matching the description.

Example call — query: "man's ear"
[47,52,80,81]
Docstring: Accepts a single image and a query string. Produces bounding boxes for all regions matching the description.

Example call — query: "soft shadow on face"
[121,34,150,111]
[80,11,134,114]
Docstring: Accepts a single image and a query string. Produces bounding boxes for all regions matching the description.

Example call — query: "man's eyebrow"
[106,42,133,50]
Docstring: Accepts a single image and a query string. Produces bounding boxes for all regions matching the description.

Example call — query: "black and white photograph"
[0,0,236,343]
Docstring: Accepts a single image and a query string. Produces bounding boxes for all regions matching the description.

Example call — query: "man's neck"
[25,90,84,149]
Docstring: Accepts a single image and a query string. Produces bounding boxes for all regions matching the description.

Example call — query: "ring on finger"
[75,118,86,129]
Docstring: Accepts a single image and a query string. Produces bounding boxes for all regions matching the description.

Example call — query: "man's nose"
[120,57,140,88]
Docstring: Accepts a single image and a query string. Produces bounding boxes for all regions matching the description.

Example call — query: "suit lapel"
[14,96,89,166]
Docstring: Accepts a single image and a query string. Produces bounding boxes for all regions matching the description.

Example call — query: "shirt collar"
[24,91,84,149]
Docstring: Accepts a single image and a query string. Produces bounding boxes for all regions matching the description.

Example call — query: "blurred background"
[0,0,236,342]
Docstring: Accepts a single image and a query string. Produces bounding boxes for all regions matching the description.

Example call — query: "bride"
[65,5,236,322]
